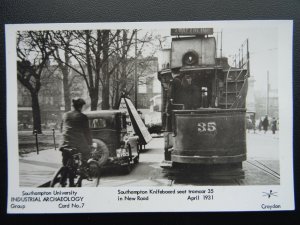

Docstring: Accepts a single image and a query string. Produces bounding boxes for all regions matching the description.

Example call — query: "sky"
[219,26,278,93]
[138,25,279,95]
[16,22,284,96]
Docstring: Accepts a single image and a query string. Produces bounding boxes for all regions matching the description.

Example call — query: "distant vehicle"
[150,95,162,112]
[147,95,163,134]
[85,110,140,174]
[246,112,256,130]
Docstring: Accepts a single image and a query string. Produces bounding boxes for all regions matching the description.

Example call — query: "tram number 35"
[197,122,216,133]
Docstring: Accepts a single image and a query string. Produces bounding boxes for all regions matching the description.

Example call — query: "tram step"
[164,168,245,180]
[160,160,173,169]
[218,102,234,106]
[226,80,245,83]
[160,160,245,180]
[223,91,239,94]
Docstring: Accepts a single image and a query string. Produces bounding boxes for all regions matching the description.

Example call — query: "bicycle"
[50,146,102,187]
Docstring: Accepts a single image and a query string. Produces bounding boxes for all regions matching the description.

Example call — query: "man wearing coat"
[61,98,92,164]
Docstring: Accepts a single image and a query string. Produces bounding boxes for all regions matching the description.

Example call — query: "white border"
[6,20,294,213]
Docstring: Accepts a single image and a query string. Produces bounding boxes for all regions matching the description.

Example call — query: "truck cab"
[85,110,139,173]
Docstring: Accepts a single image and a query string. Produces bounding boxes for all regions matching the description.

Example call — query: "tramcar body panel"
[172,109,246,164]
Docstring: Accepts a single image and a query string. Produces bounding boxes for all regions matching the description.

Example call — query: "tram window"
[202,87,208,95]
[219,80,224,88]
[170,75,182,104]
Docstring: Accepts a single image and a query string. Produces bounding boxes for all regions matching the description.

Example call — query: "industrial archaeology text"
[117,188,214,201]
[10,190,84,210]
[9,188,215,210]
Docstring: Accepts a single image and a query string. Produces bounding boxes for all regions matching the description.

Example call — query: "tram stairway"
[219,68,249,109]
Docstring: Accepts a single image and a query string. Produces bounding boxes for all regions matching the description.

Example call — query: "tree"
[17,31,53,133]
[110,30,159,109]
[49,30,77,112]
[110,29,136,108]
[49,29,135,110]
[47,29,160,111]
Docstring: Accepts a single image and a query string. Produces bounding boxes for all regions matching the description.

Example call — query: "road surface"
[18,131,280,187]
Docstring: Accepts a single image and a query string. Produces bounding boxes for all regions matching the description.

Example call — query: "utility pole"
[216,32,218,58]
[247,39,250,76]
[238,49,241,68]
[134,29,138,109]
[220,30,223,58]
[266,71,270,115]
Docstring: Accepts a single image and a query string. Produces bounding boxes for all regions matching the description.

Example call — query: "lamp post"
[266,70,270,115]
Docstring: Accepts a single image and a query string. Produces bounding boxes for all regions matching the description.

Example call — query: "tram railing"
[225,39,250,109]
[225,62,249,109]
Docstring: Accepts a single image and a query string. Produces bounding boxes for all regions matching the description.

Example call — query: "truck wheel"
[122,145,132,174]
[92,139,109,167]
[123,164,132,174]
[134,145,140,164]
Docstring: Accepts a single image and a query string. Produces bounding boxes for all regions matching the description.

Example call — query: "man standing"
[166,73,183,130]
[271,117,277,134]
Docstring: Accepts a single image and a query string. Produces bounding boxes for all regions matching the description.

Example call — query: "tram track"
[245,160,280,180]
[164,160,280,186]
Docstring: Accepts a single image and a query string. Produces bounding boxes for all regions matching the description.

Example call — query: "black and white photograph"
[6,21,294,213]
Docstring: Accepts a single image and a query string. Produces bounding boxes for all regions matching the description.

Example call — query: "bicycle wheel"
[50,167,76,187]
[86,160,101,187]
[50,167,64,187]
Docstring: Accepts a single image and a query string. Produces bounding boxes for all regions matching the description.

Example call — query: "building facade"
[17,68,65,130]
[136,57,161,109]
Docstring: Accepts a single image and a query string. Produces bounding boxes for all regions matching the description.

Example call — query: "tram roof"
[158,66,247,74]
[159,69,172,74]
[180,66,217,72]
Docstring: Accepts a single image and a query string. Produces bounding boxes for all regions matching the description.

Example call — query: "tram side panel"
[171,109,247,165]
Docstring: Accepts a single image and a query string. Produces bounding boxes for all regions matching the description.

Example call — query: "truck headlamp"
[92,142,98,148]
[116,148,128,157]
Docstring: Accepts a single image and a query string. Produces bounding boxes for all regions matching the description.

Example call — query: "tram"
[158,28,250,177]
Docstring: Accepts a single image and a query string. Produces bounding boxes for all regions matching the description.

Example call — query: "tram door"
[191,73,213,109]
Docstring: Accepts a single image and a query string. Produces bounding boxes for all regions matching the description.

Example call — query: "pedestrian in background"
[271,117,277,134]
[247,118,253,133]
[258,119,262,132]
[262,115,269,134]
